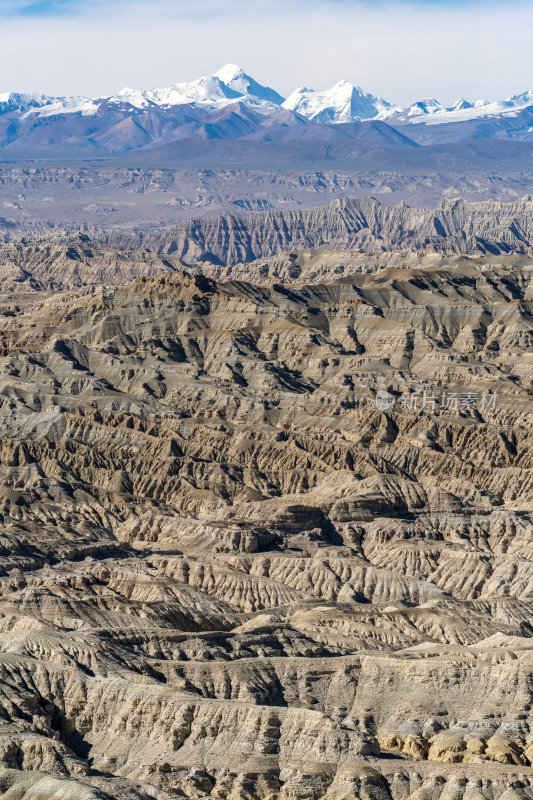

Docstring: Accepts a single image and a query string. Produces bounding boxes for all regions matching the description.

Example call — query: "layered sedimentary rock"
[0,257,529,797]
[0,233,180,292]
[109,196,533,264]
[2,167,533,241]
[3,231,533,295]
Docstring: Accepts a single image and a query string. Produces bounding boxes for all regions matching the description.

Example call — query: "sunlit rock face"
[111,196,533,265]
[0,253,529,799]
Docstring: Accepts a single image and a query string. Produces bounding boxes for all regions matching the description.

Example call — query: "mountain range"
[3,64,533,160]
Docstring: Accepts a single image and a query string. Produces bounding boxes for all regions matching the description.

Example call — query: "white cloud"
[0,0,532,105]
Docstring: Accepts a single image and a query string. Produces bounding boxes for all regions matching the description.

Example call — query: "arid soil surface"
[0,247,529,799]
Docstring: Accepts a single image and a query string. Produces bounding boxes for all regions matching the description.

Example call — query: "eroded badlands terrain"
[0,251,529,798]
[3,167,533,241]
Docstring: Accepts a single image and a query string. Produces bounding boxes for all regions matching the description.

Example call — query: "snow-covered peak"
[395,90,533,126]
[398,98,445,118]
[507,89,533,106]
[113,87,152,109]
[214,64,285,105]
[12,66,283,119]
[5,70,533,129]
[110,67,283,110]
[451,98,474,111]
[214,64,246,84]
[25,96,99,118]
[0,91,100,119]
[0,92,54,115]
[282,80,399,123]
[115,75,242,110]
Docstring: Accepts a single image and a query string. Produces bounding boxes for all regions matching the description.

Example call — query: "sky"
[0,0,532,104]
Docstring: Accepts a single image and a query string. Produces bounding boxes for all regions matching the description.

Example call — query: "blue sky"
[0,0,531,102]
[0,0,520,11]
[1,0,526,14]
[0,0,89,12]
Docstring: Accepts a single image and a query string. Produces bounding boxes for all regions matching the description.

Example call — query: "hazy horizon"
[0,0,532,106]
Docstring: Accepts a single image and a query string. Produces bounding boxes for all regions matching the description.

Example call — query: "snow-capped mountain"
[4,66,533,128]
[213,64,285,106]
[393,91,533,126]
[115,75,242,110]
[0,92,57,114]
[114,66,285,114]
[2,67,533,159]
[393,98,445,119]
[12,65,285,119]
[282,80,400,123]
[0,91,101,119]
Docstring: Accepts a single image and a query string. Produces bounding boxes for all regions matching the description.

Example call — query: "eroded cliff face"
[0,234,179,292]
[107,196,533,265]
[2,168,533,240]
[0,259,530,798]
[2,232,533,295]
